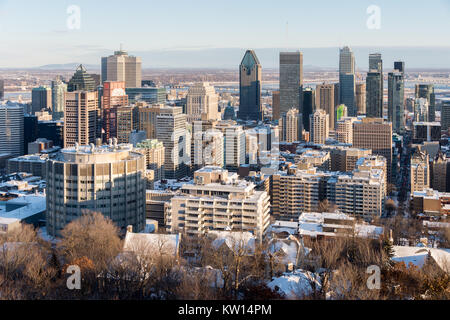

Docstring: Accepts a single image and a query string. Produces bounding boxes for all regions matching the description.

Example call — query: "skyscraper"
[0,103,24,157]
[369,53,383,72]
[339,46,356,116]
[366,71,383,118]
[310,109,329,145]
[186,82,219,123]
[280,108,301,142]
[442,101,450,133]
[156,106,190,179]
[302,87,315,132]
[0,79,4,100]
[415,84,436,122]
[67,65,97,92]
[279,52,303,118]
[315,83,336,130]
[64,91,99,147]
[410,150,430,193]
[31,86,52,114]
[388,66,405,133]
[366,54,383,118]
[238,50,262,121]
[51,79,67,121]
[101,48,142,88]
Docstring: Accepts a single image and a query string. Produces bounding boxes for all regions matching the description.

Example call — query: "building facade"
[238,50,263,121]
[101,49,142,88]
[45,143,146,236]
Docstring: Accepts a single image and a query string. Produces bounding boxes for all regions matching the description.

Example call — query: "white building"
[310,109,329,145]
[165,167,271,239]
[186,82,220,123]
[101,48,142,88]
[336,117,357,144]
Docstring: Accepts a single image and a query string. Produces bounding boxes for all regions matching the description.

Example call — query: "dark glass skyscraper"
[279,52,303,118]
[339,46,356,116]
[67,65,97,92]
[0,79,4,100]
[366,71,383,118]
[367,54,383,118]
[388,62,405,133]
[302,87,315,132]
[238,50,262,121]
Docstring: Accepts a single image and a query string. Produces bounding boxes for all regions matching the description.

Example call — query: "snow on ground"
[393,246,450,272]
[267,270,321,299]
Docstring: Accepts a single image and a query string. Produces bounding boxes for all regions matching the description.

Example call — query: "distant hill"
[34,63,100,71]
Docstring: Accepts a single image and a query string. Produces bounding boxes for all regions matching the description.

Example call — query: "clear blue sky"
[0,0,449,67]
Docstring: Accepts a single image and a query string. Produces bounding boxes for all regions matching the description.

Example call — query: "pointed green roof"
[240,50,260,69]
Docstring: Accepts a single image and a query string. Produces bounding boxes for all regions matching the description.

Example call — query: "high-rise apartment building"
[316,83,336,130]
[238,50,262,121]
[31,86,52,114]
[323,146,372,173]
[156,106,190,179]
[388,68,405,133]
[135,139,165,181]
[339,46,356,116]
[310,109,329,145]
[51,79,67,121]
[101,48,142,88]
[191,128,224,171]
[336,117,357,144]
[186,82,219,123]
[415,84,436,122]
[165,167,271,239]
[410,150,430,193]
[355,83,366,115]
[353,118,393,182]
[64,91,99,147]
[272,165,385,221]
[279,52,303,117]
[45,143,146,236]
[280,108,301,143]
[0,103,24,157]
